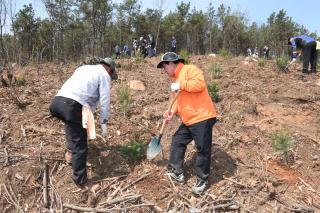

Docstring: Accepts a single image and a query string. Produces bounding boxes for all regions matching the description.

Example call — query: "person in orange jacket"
[157,52,217,195]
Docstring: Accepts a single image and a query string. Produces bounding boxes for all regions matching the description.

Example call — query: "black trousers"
[49,96,88,185]
[169,118,216,180]
[303,41,317,71]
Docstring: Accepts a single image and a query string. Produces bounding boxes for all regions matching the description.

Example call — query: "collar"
[173,63,184,80]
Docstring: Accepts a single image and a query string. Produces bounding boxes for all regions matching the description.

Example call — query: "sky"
[8,0,320,34]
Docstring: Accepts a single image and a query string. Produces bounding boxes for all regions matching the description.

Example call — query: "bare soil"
[0,55,320,212]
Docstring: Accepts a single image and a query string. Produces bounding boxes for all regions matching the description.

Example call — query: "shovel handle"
[159,91,180,135]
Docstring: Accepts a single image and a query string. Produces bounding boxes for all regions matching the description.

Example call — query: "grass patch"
[258,58,266,67]
[15,76,26,86]
[218,48,231,59]
[270,129,293,164]
[119,139,146,163]
[116,84,132,117]
[207,82,219,102]
[208,63,223,78]
[276,56,288,71]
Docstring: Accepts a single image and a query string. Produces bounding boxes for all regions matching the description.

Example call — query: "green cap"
[157,52,185,68]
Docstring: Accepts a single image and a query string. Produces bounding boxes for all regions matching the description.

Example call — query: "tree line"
[0,0,317,64]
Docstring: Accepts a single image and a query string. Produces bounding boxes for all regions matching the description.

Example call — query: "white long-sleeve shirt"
[56,64,111,124]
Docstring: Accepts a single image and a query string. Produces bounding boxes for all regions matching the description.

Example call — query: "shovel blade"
[146,136,162,160]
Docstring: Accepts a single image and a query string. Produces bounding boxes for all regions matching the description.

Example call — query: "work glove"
[163,110,174,123]
[171,82,180,92]
[291,58,297,62]
[101,124,107,137]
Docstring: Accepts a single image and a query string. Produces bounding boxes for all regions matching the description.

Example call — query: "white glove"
[171,82,180,92]
[292,58,297,62]
[101,124,107,137]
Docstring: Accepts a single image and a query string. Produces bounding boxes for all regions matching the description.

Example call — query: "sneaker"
[165,171,185,183]
[65,150,72,165]
[192,178,208,195]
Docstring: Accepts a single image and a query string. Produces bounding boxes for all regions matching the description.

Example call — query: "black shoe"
[192,178,208,195]
[311,69,317,73]
[302,69,308,74]
[165,171,185,183]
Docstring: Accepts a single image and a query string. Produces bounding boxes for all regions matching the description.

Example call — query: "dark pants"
[49,96,88,185]
[169,118,216,180]
[303,41,317,72]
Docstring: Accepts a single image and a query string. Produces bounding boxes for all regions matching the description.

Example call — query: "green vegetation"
[119,140,146,163]
[270,129,293,164]
[6,2,312,63]
[207,82,219,102]
[179,50,190,64]
[116,84,132,117]
[120,61,129,70]
[208,63,223,78]
[15,76,26,86]
[276,56,288,71]
[258,58,266,67]
[218,49,231,59]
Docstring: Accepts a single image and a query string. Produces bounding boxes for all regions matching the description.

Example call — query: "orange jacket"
[171,63,217,126]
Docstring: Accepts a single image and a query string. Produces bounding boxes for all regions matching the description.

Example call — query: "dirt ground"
[0,55,320,212]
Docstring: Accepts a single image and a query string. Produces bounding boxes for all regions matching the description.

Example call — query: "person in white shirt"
[49,57,117,188]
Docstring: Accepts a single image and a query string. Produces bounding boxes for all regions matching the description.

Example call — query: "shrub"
[218,49,231,59]
[119,140,146,163]
[134,53,143,64]
[258,58,266,67]
[116,84,132,117]
[179,49,190,64]
[208,63,223,78]
[120,62,129,70]
[207,82,219,102]
[270,130,293,164]
[15,76,26,86]
[276,56,288,71]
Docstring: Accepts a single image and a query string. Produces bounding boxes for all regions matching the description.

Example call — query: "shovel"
[282,60,295,72]
[147,91,180,160]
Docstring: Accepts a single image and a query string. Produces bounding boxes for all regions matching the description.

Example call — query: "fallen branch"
[24,125,64,136]
[3,184,25,213]
[224,177,248,188]
[201,202,238,211]
[4,146,9,166]
[298,177,316,193]
[21,125,26,137]
[43,162,49,208]
[121,172,151,192]
[98,194,141,207]
[0,154,64,162]
[0,129,7,143]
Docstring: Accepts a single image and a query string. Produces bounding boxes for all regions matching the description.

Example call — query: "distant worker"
[246,48,252,57]
[147,34,156,57]
[123,44,130,57]
[253,46,259,58]
[157,52,217,195]
[132,38,138,57]
[114,44,121,59]
[263,46,270,59]
[49,57,117,189]
[288,35,317,73]
[138,36,147,58]
[171,36,177,53]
